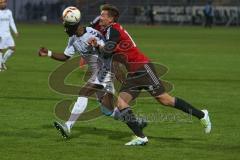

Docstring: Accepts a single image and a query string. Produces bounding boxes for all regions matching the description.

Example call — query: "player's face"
[64,23,79,37]
[0,0,7,9]
[99,10,114,27]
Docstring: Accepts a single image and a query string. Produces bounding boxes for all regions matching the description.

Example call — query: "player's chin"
[99,21,105,26]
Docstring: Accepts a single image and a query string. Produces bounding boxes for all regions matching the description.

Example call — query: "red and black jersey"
[91,18,149,72]
[104,23,149,72]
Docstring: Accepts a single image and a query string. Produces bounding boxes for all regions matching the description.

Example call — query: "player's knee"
[9,47,15,51]
[117,97,129,109]
[117,92,133,109]
[158,98,171,106]
[156,94,175,106]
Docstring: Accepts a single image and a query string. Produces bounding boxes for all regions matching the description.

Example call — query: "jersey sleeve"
[9,10,18,34]
[89,16,100,27]
[64,37,75,57]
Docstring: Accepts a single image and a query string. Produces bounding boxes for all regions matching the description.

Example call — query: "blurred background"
[6,0,240,26]
[1,1,240,159]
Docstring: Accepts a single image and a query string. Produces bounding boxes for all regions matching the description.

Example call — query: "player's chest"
[72,38,89,53]
[0,12,10,21]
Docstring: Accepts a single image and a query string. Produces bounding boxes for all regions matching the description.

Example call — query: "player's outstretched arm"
[38,47,70,61]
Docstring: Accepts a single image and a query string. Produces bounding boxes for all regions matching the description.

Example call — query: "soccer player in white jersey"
[39,22,116,137]
[0,0,18,71]
[39,22,146,139]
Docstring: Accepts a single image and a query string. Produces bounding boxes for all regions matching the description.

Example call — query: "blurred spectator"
[24,2,32,20]
[38,1,44,18]
[146,5,155,25]
[24,0,76,22]
[203,1,214,28]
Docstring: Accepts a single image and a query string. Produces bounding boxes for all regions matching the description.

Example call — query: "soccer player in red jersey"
[89,4,212,146]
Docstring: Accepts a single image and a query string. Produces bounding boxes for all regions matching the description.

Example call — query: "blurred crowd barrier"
[135,6,240,25]
[7,0,240,26]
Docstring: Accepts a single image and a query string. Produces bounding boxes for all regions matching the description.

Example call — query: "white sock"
[0,52,3,63]
[2,49,14,63]
[65,97,88,130]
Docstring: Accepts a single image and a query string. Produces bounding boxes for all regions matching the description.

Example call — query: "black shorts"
[120,63,166,99]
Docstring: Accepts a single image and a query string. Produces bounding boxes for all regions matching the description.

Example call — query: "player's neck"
[104,22,115,29]
[76,26,86,37]
[0,7,7,10]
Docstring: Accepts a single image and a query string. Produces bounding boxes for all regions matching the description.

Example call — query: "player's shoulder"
[4,8,12,14]
[86,26,97,32]
[86,27,102,35]
[111,23,123,30]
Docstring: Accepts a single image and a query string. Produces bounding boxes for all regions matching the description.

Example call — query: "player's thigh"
[122,63,165,98]
[143,63,166,97]
[0,36,7,50]
[6,36,15,50]
[79,82,103,96]
[100,92,115,111]
[144,64,174,105]
[119,74,142,102]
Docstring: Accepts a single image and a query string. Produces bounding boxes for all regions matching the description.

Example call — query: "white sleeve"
[85,27,105,46]
[9,11,18,34]
[90,16,100,26]
[64,37,75,57]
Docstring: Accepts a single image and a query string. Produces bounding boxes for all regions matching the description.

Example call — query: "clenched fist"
[38,47,49,57]
[87,37,98,47]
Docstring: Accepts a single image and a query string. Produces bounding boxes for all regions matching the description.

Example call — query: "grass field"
[0,24,240,160]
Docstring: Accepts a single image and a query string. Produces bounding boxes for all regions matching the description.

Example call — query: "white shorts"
[0,35,15,49]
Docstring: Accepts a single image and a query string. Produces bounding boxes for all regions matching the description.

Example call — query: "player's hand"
[87,37,98,47]
[15,33,19,37]
[38,47,48,57]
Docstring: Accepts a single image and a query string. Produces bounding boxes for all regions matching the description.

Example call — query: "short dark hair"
[101,4,120,22]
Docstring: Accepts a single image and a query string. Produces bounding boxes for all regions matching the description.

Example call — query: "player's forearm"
[10,18,18,34]
[50,52,70,61]
[39,47,70,61]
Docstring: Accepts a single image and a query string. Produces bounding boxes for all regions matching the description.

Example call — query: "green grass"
[0,24,240,160]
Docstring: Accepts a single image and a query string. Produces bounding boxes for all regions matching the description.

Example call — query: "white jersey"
[64,27,114,92]
[64,27,104,57]
[0,9,17,37]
